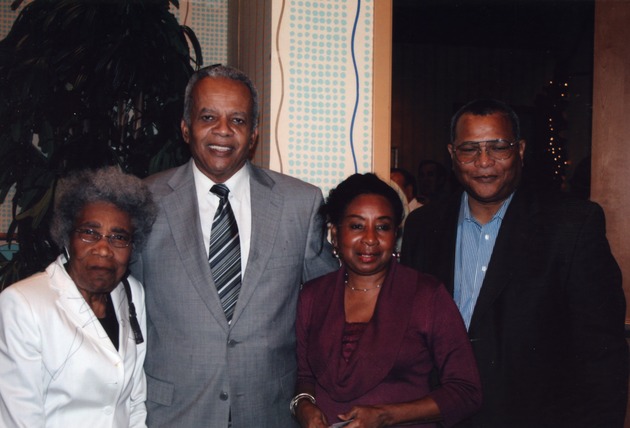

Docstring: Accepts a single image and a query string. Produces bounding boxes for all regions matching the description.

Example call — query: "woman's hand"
[337,405,388,428]
[296,400,329,428]
[337,398,442,428]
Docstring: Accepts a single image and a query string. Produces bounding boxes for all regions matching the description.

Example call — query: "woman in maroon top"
[293,173,481,428]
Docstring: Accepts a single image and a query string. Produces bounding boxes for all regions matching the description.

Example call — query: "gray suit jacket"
[131,160,338,428]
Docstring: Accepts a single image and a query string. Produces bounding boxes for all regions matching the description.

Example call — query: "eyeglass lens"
[454,140,515,163]
[75,229,131,248]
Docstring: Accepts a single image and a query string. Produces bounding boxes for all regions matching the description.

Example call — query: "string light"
[540,78,569,182]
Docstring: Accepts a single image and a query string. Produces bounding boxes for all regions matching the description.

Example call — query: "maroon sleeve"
[426,285,482,427]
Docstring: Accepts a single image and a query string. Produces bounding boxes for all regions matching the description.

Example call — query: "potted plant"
[0,0,202,288]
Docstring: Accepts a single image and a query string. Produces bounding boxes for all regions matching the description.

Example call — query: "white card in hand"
[330,420,353,428]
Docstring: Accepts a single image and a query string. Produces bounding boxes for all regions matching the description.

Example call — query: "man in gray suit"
[132,65,338,427]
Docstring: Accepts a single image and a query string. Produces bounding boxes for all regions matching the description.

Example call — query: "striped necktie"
[208,184,241,322]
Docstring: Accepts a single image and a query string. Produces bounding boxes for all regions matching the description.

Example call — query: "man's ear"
[246,128,259,160]
[181,119,190,144]
[249,128,259,149]
[447,144,455,160]
[518,139,526,165]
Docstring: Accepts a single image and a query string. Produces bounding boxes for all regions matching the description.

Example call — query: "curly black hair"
[320,173,404,228]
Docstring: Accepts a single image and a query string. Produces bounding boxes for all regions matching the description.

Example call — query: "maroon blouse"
[342,322,367,362]
[296,260,481,427]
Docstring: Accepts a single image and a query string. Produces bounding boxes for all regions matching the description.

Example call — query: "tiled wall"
[270,0,375,193]
[177,0,229,66]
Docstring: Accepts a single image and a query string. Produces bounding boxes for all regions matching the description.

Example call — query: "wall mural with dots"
[177,0,228,67]
[271,0,374,194]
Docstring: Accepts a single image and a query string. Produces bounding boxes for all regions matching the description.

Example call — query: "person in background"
[401,99,628,427]
[416,159,449,204]
[390,167,423,213]
[0,166,156,427]
[294,173,481,428]
[132,64,338,427]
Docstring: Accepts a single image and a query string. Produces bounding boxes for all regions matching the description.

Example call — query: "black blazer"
[401,185,628,428]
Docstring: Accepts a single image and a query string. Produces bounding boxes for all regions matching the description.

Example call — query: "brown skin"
[296,194,441,428]
[332,194,396,293]
[67,202,133,318]
[333,194,394,325]
[448,113,526,224]
[181,76,258,183]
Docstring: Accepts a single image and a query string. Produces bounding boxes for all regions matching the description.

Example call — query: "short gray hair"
[182,64,259,131]
[50,166,157,251]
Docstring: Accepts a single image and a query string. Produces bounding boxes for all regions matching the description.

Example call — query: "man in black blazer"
[401,99,628,427]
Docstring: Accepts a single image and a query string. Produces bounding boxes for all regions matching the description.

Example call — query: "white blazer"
[0,255,147,428]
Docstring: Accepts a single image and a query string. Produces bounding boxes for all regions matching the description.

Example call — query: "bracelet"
[289,392,316,416]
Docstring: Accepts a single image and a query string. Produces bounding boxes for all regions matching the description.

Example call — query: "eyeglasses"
[75,229,132,248]
[451,139,518,164]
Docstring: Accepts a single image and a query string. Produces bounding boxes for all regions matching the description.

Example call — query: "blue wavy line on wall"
[349,0,361,173]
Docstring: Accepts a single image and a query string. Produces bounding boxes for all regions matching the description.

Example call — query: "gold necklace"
[344,272,382,292]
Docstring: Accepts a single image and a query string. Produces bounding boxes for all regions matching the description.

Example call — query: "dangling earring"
[63,246,71,261]
[392,251,400,262]
[332,247,343,267]
[332,247,339,259]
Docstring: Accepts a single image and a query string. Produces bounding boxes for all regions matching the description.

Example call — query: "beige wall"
[592,0,630,324]
[230,0,391,194]
[371,0,392,180]
[592,3,630,423]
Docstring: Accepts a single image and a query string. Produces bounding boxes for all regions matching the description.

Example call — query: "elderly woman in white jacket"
[0,167,157,428]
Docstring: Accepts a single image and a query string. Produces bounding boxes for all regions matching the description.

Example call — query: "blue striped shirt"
[454,192,514,330]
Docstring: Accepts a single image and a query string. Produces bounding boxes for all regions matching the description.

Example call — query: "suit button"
[220,391,229,401]
[228,339,238,347]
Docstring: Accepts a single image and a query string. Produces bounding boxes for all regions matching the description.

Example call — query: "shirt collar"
[191,161,250,202]
[459,191,515,225]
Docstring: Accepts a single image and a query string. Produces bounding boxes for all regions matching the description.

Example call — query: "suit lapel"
[468,188,538,332]
[436,196,461,295]
[163,162,228,328]
[231,164,282,324]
